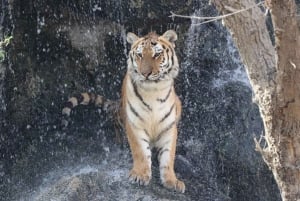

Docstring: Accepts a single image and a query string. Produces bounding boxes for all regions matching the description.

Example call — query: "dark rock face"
[0,0,281,201]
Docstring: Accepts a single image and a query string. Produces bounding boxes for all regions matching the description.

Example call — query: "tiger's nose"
[141,69,152,78]
[142,71,152,78]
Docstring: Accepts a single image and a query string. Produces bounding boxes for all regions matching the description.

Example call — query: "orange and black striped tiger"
[62,30,185,193]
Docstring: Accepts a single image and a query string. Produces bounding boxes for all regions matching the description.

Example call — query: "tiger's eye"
[154,52,161,58]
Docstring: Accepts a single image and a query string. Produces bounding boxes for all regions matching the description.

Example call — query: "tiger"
[62,30,185,193]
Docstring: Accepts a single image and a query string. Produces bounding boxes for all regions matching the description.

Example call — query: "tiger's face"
[127,30,179,83]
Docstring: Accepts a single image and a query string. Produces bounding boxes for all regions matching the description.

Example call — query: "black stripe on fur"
[157,121,176,139]
[131,79,152,111]
[128,100,144,121]
[157,88,172,103]
[74,93,84,104]
[158,148,170,159]
[144,129,150,137]
[159,103,175,123]
[64,101,74,109]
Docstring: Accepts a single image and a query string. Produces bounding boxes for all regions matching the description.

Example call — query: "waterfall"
[182,9,251,90]
[212,33,251,88]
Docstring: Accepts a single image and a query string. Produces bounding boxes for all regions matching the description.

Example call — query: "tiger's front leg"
[125,121,152,185]
[156,126,185,193]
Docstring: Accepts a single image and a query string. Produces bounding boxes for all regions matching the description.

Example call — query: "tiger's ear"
[127,32,139,44]
[162,30,177,43]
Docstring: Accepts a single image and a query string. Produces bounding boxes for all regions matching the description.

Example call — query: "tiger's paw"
[129,168,151,186]
[163,179,185,193]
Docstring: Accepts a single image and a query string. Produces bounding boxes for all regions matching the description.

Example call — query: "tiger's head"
[126,30,179,83]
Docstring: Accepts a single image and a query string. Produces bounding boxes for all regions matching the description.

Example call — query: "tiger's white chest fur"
[125,78,176,141]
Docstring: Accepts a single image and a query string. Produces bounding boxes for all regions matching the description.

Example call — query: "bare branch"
[170,1,265,26]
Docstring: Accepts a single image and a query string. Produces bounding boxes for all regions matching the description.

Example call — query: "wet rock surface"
[1,0,282,201]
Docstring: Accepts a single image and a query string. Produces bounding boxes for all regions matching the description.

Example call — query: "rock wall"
[0,0,281,200]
